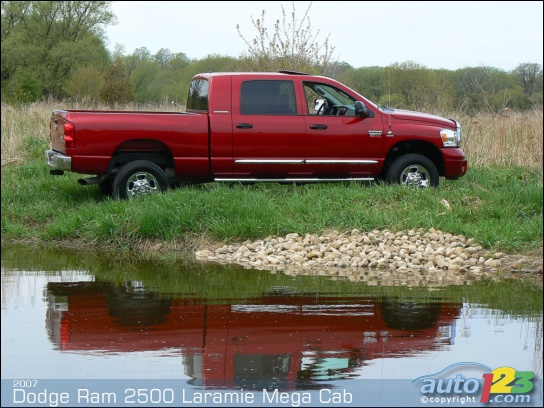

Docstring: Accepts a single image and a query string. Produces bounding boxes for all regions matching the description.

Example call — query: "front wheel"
[112,160,169,199]
[385,154,439,188]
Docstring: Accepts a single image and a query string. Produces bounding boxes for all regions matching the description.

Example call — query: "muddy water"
[1,243,542,407]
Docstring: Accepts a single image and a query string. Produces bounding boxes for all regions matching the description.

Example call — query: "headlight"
[440,128,459,147]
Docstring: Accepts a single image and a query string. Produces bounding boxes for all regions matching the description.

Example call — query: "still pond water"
[1,243,542,407]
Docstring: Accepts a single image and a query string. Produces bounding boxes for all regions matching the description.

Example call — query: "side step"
[214,177,374,182]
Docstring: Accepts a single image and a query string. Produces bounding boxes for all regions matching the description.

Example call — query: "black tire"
[112,160,169,199]
[385,154,439,188]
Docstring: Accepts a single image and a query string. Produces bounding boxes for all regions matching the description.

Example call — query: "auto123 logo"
[413,362,535,404]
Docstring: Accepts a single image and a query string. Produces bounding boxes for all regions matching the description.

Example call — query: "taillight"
[64,121,75,148]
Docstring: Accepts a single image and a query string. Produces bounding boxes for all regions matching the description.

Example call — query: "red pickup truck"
[46,71,467,199]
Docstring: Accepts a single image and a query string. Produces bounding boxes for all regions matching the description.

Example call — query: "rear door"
[231,77,307,179]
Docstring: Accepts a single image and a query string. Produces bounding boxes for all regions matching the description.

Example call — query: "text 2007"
[13,380,38,388]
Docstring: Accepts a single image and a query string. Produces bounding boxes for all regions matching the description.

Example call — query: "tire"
[385,154,439,188]
[112,160,169,199]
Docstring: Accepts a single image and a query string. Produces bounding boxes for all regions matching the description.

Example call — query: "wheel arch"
[381,141,444,179]
[107,139,175,177]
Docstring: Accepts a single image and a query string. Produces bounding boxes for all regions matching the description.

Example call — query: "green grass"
[1,135,542,258]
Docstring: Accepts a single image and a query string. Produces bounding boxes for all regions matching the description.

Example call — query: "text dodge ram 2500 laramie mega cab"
[46,71,467,199]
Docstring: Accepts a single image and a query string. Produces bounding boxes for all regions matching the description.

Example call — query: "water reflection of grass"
[2,243,542,318]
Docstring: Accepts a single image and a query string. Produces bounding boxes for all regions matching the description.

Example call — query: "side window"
[187,78,209,111]
[303,85,322,114]
[303,82,356,116]
[240,80,296,115]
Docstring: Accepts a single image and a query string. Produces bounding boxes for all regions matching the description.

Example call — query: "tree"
[513,63,543,97]
[454,66,514,113]
[236,1,338,75]
[99,56,134,105]
[1,1,115,102]
[154,48,172,67]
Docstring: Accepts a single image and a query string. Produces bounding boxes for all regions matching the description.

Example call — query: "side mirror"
[354,101,370,118]
[314,99,326,113]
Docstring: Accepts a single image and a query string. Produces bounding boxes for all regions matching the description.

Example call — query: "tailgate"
[50,110,68,153]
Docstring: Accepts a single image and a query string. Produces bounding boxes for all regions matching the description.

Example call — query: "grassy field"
[1,101,542,264]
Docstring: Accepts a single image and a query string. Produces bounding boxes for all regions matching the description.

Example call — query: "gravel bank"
[195,228,540,287]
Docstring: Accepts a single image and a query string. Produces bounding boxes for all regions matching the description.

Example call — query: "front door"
[302,81,384,178]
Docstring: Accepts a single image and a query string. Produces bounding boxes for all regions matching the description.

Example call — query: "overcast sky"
[105,1,543,72]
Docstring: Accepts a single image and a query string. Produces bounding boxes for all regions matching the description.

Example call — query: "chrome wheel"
[385,154,439,188]
[112,160,169,200]
[125,172,160,198]
[400,165,431,187]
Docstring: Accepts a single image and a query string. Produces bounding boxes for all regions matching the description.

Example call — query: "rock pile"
[196,228,507,286]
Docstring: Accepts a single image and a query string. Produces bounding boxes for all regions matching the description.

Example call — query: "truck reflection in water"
[45,281,460,389]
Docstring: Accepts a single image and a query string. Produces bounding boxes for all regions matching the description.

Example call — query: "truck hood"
[387,109,455,128]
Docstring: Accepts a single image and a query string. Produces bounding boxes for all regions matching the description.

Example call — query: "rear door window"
[240,80,296,115]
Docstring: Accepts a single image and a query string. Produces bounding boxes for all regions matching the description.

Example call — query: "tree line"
[2,1,542,114]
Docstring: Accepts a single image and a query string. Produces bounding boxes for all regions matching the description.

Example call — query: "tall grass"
[459,107,543,169]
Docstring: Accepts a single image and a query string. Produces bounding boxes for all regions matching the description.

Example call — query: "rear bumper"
[45,150,71,172]
[440,148,468,179]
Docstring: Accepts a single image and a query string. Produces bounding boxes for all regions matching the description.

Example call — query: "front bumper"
[440,148,467,179]
[45,150,71,172]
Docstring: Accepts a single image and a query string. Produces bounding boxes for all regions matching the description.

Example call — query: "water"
[1,244,542,407]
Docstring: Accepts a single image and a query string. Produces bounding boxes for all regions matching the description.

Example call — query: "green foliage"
[1,1,114,102]
[453,66,516,113]
[338,66,386,104]
[507,87,533,111]
[6,70,42,103]
[383,62,456,113]
[65,64,104,102]
[99,56,135,105]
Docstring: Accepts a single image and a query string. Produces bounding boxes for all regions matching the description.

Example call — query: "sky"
[105,1,543,72]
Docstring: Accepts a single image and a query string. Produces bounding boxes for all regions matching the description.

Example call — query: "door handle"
[236,123,253,129]
[310,124,327,130]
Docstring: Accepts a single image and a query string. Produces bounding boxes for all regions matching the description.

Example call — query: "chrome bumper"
[45,150,71,171]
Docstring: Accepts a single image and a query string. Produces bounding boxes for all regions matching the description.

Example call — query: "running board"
[214,177,374,182]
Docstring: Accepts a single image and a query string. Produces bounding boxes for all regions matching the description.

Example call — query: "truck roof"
[194,71,325,80]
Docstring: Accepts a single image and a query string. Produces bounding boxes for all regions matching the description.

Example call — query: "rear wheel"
[385,154,439,188]
[112,160,169,199]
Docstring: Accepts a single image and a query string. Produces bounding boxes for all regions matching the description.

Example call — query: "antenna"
[388,67,391,107]
[387,68,392,129]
